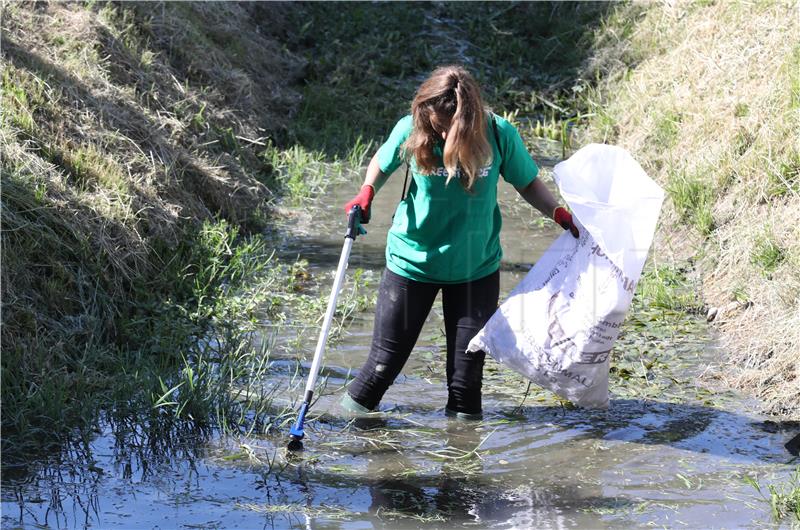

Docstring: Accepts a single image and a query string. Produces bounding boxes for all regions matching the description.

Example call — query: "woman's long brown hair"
[404,65,491,191]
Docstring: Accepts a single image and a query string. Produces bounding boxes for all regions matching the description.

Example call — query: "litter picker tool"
[288,205,366,451]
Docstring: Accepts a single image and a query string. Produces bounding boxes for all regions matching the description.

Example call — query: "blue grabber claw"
[287,401,309,451]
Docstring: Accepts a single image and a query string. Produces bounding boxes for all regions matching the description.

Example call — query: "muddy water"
[3,142,797,529]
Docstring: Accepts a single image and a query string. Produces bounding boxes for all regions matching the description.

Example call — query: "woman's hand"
[553,206,579,238]
[345,152,390,223]
[515,179,579,238]
[344,184,375,223]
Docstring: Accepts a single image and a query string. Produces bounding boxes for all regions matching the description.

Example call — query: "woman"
[341,65,579,419]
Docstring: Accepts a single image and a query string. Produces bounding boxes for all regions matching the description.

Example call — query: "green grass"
[750,233,786,277]
[2,65,129,196]
[789,44,800,110]
[261,141,329,204]
[733,128,755,158]
[635,264,704,312]
[653,109,681,148]
[1,66,47,136]
[0,197,280,460]
[67,143,130,193]
[260,138,374,205]
[767,152,800,197]
[734,102,750,118]
[145,331,289,435]
[98,3,155,70]
[281,3,426,154]
[281,2,614,157]
[665,169,716,235]
[731,284,750,304]
[744,468,800,523]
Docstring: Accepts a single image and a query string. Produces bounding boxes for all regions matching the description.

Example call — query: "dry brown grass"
[585,0,800,416]
[1,2,315,452]
[1,1,304,357]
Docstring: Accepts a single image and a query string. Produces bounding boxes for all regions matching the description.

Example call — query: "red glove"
[344,184,375,223]
[553,206,579,238]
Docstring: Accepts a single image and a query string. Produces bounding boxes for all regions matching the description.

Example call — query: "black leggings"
[347,268,499,415]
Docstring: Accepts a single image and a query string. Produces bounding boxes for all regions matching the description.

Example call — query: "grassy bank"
[0,1,312,462]
[581,1,800,417]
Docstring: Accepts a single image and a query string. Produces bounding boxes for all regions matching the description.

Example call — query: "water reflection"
[286,417,642,529]
[2,411,219,529]
[2,391,794,529]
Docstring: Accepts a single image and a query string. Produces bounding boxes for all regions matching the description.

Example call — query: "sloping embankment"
[1,1,302,449]
[585,1,799,416]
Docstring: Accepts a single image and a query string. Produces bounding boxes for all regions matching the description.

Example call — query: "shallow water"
[3,141,797,529]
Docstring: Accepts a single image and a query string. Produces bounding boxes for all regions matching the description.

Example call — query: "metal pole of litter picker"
[288,206,364,449]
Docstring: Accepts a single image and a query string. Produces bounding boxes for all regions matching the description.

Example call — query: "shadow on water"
[311,399,797,465]
[270,397,798,528]
[265,399,796,528]
[282,455,645,529]
[1,410,213,484]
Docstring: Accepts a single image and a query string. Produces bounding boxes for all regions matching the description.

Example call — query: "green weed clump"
[144,331,291,437]
[653,110,681,148]
[635,265,703,313]
[0,66,46,136]
[734,102,750,118]
[260,139,373,205]
[767,153,800,198]
[750,234,786,277]
[744,468,800,524]
[665,170,716,235]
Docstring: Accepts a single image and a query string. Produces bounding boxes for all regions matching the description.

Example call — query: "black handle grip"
[345,205,366,240]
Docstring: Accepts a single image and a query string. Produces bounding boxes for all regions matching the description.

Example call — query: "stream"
[2,141,797,529]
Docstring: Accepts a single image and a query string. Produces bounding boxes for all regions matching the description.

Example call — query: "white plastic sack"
[468,144,664,408]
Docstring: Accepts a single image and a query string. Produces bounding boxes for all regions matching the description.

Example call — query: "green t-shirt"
[377,113,538,283]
